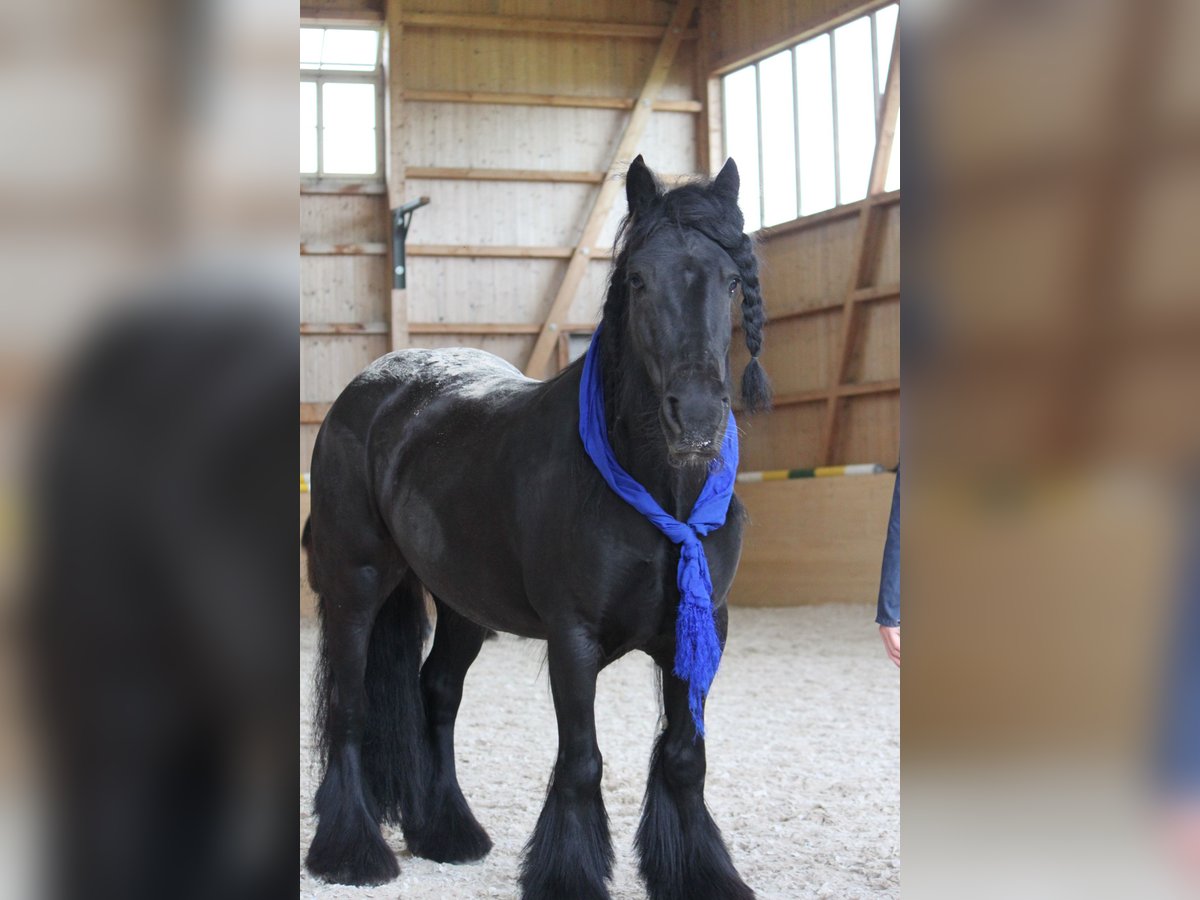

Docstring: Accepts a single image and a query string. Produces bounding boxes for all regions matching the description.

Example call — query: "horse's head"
[610,155,771,466]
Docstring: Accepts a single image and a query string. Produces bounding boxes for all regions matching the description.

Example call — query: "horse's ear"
[626,154,659,216]
[712,157,740,203]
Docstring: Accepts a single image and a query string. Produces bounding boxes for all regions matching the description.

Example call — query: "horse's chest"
[571,520,738,629]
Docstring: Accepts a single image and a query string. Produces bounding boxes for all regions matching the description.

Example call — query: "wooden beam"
[406,167,605,184]
[386,0,407,353]
[695,2,716,176]
[301,7,383,24]
[756,190,900,242]
[404,89,700,112]
[301,322,390,335]
[736,284,900,329]
[300,180,387,196]
[301,402,333,425]
[752,379,900,411]
[405,167,696,187]
[408,245,571,259]
[525,0,698,378]
[301,242,388,255]
[838,379,900,398]
[408,322,596,335]
[408,244,590,259]
[710,0,889,75]
[407,245,612,260]
[556,334,572,371]
[399,11,696,40]
[819,25,900,465]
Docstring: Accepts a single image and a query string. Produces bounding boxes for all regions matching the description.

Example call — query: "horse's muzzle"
[661,387,729,465]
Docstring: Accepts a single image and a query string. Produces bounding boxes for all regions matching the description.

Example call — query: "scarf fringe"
[578,325,737,742]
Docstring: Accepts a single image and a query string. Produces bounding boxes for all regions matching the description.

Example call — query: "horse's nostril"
[664,395,683,435]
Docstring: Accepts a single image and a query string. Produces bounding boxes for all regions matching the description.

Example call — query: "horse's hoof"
[520,878,611,900]
[405,802,493,863]
[305,823,400,886]
[646,872,755,900]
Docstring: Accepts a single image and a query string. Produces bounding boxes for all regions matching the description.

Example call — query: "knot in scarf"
[578,325,738,737]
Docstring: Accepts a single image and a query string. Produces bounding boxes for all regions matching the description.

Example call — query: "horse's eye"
[629,273,645,290]
[728,278,741,296]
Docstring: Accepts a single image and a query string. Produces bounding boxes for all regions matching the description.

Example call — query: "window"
[721,3,899,231]
[301,27,383,177]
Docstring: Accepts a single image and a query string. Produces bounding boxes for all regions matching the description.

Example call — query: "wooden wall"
[301,0,899,475]
[703,0,874,74]
[730,200,900,471]
[732,473,894,606]
[713,0,901,472]
[301,0,702,471]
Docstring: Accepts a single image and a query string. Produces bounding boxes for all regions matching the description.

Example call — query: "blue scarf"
[578,325,739,737]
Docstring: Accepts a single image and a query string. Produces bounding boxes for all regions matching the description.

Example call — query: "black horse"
[304,155,770,899]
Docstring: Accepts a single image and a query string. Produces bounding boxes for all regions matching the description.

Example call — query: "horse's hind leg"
[306,558,426,886]
[636,626,755,900]
[403,598,493,863]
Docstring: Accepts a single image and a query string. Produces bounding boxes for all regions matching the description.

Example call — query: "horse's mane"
[599,171,771,413]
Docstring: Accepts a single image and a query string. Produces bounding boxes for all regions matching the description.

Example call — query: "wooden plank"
[409,322,596,335]
[852,283,901,304]
[739,378,899,411]
[391,287,408,351]
[838,378,900,399]
[301,321,390,335]
[696,2,718,176]
[406,166,605,184]
[406,245,614,260]
[301,242,388,255]
[710,0,889,76]
[404,89,700,112]
[399,11,697,40]
[405,168,695,187]
[730,474,895,606]
[756,190,900,242]
[736,283,900,329]
[525,0,698,378]
[386,0,406,353]
[300,180,387,195]
[409,245,564,259]
[819,27,900,465]
[301,402,333,425]
[556,334,571,371]
[301,6,383,24]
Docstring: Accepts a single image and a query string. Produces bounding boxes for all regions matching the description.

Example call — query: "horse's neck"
[605,361,707,522]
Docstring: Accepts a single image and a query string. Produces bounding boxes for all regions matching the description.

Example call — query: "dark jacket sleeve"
[876,470,900,627]
[1158,479,1200,792]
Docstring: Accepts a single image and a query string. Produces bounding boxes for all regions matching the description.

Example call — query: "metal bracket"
[391,195,431,290]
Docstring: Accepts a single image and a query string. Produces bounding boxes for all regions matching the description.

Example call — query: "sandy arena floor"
[300,604,899,899]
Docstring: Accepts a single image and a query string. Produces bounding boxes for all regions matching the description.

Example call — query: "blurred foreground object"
[906,0,1200,895]
[0,0,299,896]
[27,300,297,900]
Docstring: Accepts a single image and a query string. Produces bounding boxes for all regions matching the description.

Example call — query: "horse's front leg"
[638,628,755,900]
[520,628,613,900]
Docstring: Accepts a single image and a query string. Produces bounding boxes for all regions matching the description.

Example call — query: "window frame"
[720,1,897,229]
[300,25,385,181]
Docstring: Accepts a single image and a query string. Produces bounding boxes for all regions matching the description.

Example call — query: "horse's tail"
[301,517,316,587]
[313,569,433,834]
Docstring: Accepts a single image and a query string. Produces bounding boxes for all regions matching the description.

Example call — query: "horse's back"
[317,347,535,447]
[356,346,530,396]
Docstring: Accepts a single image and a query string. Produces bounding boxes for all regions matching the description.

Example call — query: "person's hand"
[879,625,900,668]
